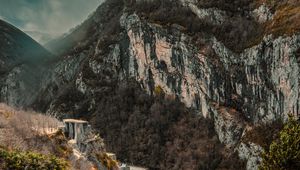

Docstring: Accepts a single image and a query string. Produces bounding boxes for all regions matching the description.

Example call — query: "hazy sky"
[0,0,103,43]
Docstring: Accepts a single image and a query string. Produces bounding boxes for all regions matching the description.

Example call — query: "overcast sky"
[0,0,103,43]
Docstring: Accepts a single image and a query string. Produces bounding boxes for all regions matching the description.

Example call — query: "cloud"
[0,0,104,42]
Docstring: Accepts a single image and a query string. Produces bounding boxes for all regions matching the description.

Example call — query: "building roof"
[63,119,88,124]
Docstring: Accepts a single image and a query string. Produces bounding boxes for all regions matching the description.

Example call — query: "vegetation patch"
[265,4,300,37]
[125,0,300,53]
[126,0,263,53]
[154,85,164,97]
[54,78,245,170]
[0,148,69,170]
[259,116,300,170]
[0,104,74,169]
[96,153,118,170]
[242,119,283,149]
[48,129,73,159]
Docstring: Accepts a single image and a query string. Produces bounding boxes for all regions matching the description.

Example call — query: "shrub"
[0,148,69,170]
[48,129,73,158]
[259,115,300,170]
[96,153,118,170]
[154,85,164,96]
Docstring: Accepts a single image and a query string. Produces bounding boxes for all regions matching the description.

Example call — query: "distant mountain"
[0,19,53,107]
[0,20,52,65]
[44,14,96,55]
[24,30,58,45]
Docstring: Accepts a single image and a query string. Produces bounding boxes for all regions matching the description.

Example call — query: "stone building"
[63,119,89,144]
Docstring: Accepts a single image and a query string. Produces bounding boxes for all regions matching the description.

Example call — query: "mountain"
[44,9,104,56]
[2,0,300,169]
[0,19,53,107]
[34,0,300,169]
[24,30,58,45]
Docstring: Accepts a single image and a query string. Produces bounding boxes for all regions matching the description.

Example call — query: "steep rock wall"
[119,13,300,123]
[114,13,300,169]
[34,4,300,170]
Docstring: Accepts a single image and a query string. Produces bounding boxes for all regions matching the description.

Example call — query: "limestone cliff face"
[118,12,300,123]
[38,16,298,169]
[114,12,300,169]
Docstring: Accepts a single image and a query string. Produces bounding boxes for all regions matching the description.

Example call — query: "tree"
[154,85,164,97]
[260,115,300,170]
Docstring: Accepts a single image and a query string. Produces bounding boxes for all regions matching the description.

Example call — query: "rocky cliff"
[1,0,300,169]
